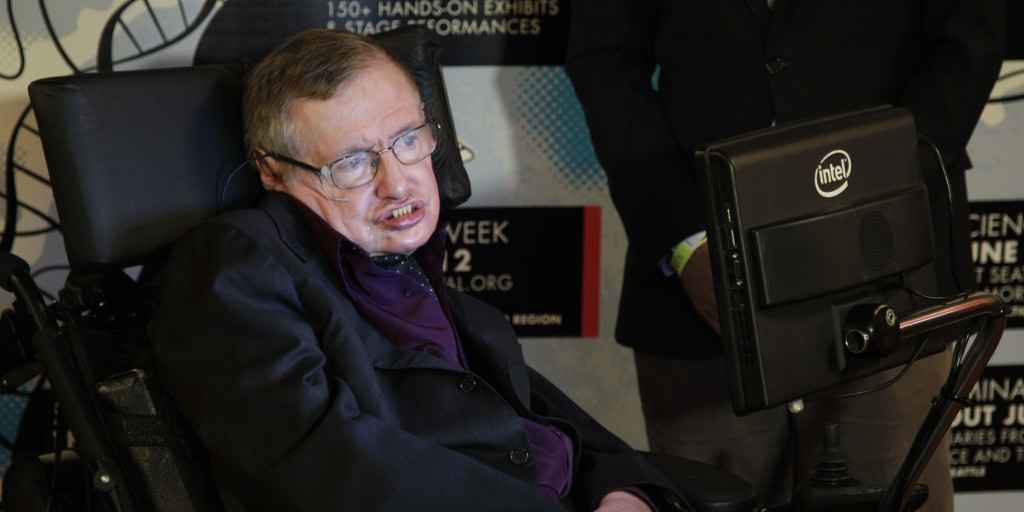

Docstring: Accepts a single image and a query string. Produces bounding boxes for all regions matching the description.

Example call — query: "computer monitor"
[696,106,949,415]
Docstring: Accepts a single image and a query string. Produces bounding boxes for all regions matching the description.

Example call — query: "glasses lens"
[392,123,438,165]
[327,152,375,189]
[323,119,439,190]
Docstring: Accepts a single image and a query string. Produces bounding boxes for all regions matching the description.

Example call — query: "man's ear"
[254,152,287,192]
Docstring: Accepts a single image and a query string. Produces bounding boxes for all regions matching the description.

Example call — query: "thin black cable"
[945,318,981,386]
[30,264,69,279]
[804,287,980,404]
[30,264,69,302]
[803,332,932,403]
[219,158,259,212]
[1,104,32,251]
[903,284,961,303]
[918,134,968,294]
[42,404,66,512]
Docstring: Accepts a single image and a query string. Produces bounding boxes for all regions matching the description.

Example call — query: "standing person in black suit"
[565,1,1005,509]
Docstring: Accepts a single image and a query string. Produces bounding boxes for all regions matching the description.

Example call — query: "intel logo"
[814,149,852,198]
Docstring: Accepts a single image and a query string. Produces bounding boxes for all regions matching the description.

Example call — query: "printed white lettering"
[813,149,852,198]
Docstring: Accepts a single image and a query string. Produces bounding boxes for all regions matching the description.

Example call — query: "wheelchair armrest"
[639,451,759,512]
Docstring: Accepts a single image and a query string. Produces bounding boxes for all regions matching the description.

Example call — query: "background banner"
[971,200,1024,328]
[193,0,570,65]
[442,206,601,337]
[0,3,1020,510]
[950,365,1024,492]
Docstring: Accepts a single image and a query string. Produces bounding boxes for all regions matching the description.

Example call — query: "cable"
[803,312,978,404]
[917,134,969,294]
[1,104,33,251]
[30,264,70,302]
[218,158,259,212]
[902,283,964,303]
[803,332,932,402]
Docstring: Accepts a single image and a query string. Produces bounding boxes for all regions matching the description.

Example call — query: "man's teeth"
[391,205,413,218]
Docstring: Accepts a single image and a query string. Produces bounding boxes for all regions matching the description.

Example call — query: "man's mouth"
[391,205,413,219]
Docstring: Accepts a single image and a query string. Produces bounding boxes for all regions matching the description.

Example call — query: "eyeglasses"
[267,113,440,191]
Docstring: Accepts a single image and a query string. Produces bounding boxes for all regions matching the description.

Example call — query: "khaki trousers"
[635,348,954,511]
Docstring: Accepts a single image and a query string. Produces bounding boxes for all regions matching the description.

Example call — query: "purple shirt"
[289,198,573,502]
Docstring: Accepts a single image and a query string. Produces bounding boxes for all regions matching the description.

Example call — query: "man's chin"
[366,233,431,257]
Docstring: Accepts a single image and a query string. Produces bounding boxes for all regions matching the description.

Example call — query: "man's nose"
[373,150,409,198]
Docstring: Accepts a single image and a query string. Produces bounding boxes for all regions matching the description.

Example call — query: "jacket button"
[508,448,531,466]
[765,57,787,75]
[458,375,478,394]
[402,288,415,297]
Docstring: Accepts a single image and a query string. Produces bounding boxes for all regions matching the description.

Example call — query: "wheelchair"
[0,25,762,512]
[0,25,1004,512]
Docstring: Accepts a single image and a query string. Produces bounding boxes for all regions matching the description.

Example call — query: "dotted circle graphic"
[0,393,29,470]
[509,67,606,193]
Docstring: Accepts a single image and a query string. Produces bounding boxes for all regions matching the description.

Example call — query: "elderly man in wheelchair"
[145,27,682,511]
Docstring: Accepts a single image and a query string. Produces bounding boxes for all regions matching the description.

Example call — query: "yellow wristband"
[669,231,707,276]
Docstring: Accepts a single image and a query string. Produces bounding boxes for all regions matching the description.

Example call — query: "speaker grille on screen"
[858,211,894,271]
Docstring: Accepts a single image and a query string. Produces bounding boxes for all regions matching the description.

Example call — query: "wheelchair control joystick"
[790,424,929,511]
[809,424,857,487]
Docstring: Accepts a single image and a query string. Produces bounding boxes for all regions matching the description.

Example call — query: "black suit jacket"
[147,192,674,510]
[565,0,1005,358]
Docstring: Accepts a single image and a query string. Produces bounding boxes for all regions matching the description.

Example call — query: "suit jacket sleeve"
[565,0,1007,252]
[526,367,680,509]
[564,0,706,254]
[900,0,1005,172]
[448,290,681,509]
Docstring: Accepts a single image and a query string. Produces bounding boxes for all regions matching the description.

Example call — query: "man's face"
[264,56,440,256]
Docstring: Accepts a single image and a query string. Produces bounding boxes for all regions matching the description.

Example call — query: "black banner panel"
[971,201,1024,328]
[193,0,571,66]
[950,365,1024,492]
[441,206,601,337]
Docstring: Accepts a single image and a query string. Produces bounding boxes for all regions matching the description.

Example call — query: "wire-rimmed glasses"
[267,112,440,192]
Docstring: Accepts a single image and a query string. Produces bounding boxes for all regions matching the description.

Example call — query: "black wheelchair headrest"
[29,64,256,272]
[28,26,469,273]
[374,26,471,211]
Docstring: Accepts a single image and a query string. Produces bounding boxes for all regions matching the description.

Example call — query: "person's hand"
[678,243,720,334]
[595,490,654,512]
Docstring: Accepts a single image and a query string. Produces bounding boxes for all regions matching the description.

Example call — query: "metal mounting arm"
[877,291,1006,512]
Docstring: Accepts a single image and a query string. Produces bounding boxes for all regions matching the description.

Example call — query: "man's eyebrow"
[389,117,425,139]
[375,117,426,146]
[331,117,424,160]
